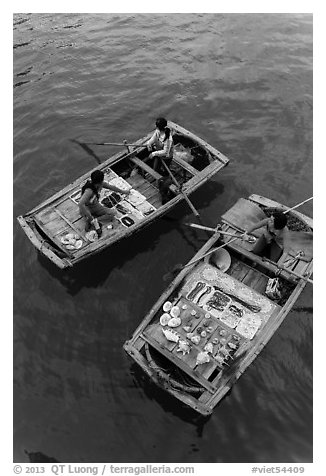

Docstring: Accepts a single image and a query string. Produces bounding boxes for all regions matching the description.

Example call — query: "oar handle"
[186,223,216,232]
[186,223,243,238]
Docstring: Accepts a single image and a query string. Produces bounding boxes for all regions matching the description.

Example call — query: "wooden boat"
[17,121,229,269]
[123,194,313,415]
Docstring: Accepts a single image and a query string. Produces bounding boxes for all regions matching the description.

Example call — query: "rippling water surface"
[13,13,313,463]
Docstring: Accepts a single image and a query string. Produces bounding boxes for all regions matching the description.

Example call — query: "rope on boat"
[144,343,204,394]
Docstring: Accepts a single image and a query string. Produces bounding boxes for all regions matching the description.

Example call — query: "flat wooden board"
[222,198,266,232]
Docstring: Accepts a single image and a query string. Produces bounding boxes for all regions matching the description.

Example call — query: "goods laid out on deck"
[124,194,313,415]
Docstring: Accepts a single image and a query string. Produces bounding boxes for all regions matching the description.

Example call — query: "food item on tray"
[181,304,188,310]
[213,284,261,313]
[204,343,214,354]
[191,310,197,316]
[196,326,204,334]
[215,354,226,366]
[201,330,207,338]
[212,338,219,345]
[191,335,201,345]
[228,305,244,318]
[207,326,213,333]
[183,326,192,333]
[205,312,211,319]
[176,340,191,355]
[219,346,231,357]
[162,328,180,343]
[227,342,238,350]
[186,281,206,301]
[207,290,231,311]
[196,351,210,365]
[163,301,172,312]
[196,285,213,305]
[160,313,171,326]
[170,306,181,318]
[168,317,182,328]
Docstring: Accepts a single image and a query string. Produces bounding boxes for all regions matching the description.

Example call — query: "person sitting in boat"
[79,170,130,236]
[137,117,174,175]
[242,211,289,262]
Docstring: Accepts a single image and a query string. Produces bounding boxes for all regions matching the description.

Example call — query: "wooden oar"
[83,141,145,147]
[186,222,241,238]
[160,160,200,218]
[283,196,313,215]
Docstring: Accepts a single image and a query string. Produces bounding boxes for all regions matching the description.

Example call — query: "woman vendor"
[79,170,130,236]
[243,211,289,262]
[136,117,174,175]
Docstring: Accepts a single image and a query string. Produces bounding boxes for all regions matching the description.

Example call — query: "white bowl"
[204,248,231,271]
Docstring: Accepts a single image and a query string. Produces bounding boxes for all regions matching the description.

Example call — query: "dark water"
[13,13,313,463]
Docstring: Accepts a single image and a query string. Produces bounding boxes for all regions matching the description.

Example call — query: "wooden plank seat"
[129,157,163,181]
[172,155,198,176]
[222,198,267,233]
[130,157,179,195]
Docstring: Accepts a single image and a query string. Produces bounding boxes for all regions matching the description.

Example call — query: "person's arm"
[245,218,269,235]
[150,137,172,158]
[103,181,131,195]
[79,189,94,222]
[146,131,158,150]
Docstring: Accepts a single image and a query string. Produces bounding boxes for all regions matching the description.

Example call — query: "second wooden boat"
[124,194,313,415]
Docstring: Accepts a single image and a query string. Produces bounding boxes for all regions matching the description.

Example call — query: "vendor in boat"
[243,211,289,262]
[79,170,130,235]
[137,117,174,175]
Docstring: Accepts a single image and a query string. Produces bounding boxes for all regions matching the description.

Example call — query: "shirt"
[147,129,174,159]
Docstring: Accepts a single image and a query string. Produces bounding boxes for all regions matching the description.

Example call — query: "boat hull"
[17,122,229,269]
[124,194,313,415]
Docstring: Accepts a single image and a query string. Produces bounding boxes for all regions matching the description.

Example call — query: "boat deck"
[28,152,196,261]
[124,194,313,415]
[141,261,280,392]
[18,121,230,268]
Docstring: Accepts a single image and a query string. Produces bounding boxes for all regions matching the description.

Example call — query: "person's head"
[90,170,104,186]
[155,117,168,131]
[272,211,287,230]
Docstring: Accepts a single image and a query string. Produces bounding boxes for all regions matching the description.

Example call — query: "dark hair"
[163,127,171,142]
[91,170,104,184]
[155,117,167,130]
[273,211,287,230]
